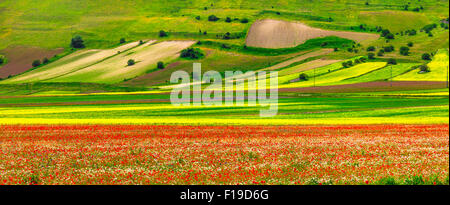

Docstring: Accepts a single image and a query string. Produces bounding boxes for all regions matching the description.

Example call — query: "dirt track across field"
[246,19,380,48]
[0,46,63,79]
[261,49,334,71]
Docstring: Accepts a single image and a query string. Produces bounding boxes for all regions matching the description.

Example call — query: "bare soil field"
[246,19,380,48]
[0,46,63,79]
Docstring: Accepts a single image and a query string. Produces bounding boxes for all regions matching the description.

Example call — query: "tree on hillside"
[32,60,41,67]
[42,57,49,64]
[299,73,309,81]
[120,38,126,44]
[385,33,395,39]
[127,59,135,66]
[208,15,219,22]
[399,46,410,56]
[159,30,168,37]
[407,42,413,47]
[383,45,394,52]
[387,58,397,65]
[381,29,391,37]
[419,64,430,73]
[71,35,85,48]
[367,46,375,51]
[225,17,232,23]
[180,48,205,59]
[342,60,353,68]
[157,61,165,69]
[368,53,375,59]
[422,53,431,60]
[0,57,4,65]
[240,18,249,23]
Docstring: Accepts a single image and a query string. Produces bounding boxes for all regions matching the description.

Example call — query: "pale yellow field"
[1,41,141,83]
[48,41,195,84]
[394,49,449,81]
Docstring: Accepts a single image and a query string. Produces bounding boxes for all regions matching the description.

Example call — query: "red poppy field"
[0,124,448,185]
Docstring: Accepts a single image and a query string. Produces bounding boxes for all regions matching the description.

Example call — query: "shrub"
[0,57,4,65]
[368,53,375,59]
[354,59,361,64]
[383,45,394,52]
[422,53,431,60]
[419,65,430,73]
[32,60,41,67]
[367,46,375,51]
[342,60,353,68]
[159,30,168,37]
[139,40,144,45]
[42,57,49,64]
[299,73,309,81]
[320,42,328,47]
[221,44,231,49]
[407,42,413,47]
[359,57,367,63]
[333,47,338,52]
[385,33,395,39]
[399,46,410,56]
[240,18,249,23]
[381,29,391,37]
[195,16,201,20]
[225,17,232,23]
[157,61,164,69]
[387,58,397,65]
[208,15,219,22]
[70,35,85,48]
[127,59,135,66]
[180,48,205,59]
[120,38,126,44]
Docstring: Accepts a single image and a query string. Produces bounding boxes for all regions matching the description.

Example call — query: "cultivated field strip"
[394,49,449,81]
[48,41,195,84]
[1,41,141,84]
[281,62,387,88]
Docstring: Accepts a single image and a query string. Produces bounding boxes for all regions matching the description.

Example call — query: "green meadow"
[0,0,448,125]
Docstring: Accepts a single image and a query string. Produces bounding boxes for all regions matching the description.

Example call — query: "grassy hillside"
[1,0,448,50]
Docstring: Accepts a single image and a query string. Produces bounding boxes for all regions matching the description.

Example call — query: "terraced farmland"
[48,41,195,84]
[281,62,387,88]
[394,49,449,81]
[2,41,195,84]
[1,41,142,84]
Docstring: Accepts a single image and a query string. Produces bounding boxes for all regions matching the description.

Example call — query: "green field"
[0,0,448,126]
